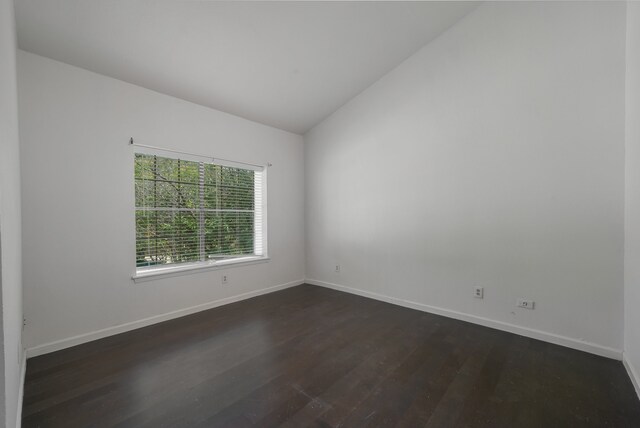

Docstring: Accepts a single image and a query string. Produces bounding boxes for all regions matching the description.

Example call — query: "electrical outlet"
[335,265,341,273]
[222,274,229,285]
[517,299,534,309]
[474,286,484,299]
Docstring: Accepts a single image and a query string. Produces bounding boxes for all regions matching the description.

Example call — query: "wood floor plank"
[22,284,640,427]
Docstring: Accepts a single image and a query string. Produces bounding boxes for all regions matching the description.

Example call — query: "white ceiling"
[16,1,477,134]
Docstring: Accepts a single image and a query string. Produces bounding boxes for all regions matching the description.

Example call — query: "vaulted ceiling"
[16,1,477,134]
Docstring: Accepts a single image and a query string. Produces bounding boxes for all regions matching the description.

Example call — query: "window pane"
[134,153,155,180]
[135,152,261,271]
[203,164,254,210]
[135,155,200,209]
[204,211,254,258]
[136,209,200,267]
[136,209,156,267]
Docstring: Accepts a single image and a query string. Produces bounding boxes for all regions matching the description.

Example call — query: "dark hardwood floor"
[23,284,640,427]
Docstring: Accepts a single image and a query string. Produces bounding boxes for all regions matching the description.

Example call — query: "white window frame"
[132,146,268,283]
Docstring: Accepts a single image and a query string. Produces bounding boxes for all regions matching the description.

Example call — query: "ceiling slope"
[16,1,477,134]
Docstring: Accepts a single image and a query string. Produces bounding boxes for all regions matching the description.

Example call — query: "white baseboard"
[26,279,305,358]
[306,278,622,360]
[16,351,26,428]
[623,352,640,401]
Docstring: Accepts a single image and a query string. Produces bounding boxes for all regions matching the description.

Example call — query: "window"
[134,150,266,278]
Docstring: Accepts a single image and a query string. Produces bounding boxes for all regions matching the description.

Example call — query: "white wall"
[625,0,640,396]
[305,2,626,356]
[0,0,24,425]
[17,51,305,353]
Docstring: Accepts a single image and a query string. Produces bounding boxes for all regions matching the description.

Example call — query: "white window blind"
[135,152,265,273]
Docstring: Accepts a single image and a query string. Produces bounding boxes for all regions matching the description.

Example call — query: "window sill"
[132,256,270,283]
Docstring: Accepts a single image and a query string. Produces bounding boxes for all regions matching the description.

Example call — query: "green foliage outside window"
[135,153,256,268]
